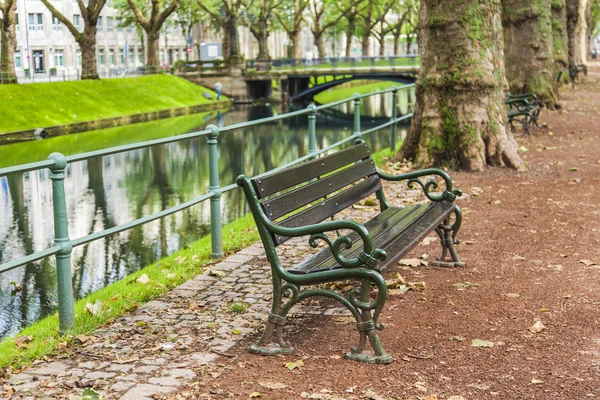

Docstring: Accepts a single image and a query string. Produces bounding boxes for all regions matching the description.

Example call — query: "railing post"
[307,104,317,159]
[48,152,74,334]
[206,124,224,259]
[353,93,361,136]
[391,86,398,151]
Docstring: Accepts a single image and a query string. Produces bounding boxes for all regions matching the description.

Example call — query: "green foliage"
[427,105,459,169]
[228,302,249,313]
[0,75,223,134]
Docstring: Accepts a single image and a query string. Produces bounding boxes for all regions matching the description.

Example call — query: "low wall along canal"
[0,85,415,339]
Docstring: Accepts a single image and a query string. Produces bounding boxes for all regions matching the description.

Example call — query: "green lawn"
[0,75,226,134]
[314,81,401,104]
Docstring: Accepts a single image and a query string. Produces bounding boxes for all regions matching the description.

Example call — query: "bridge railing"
[246,55,420,72]
[0,84,415,335]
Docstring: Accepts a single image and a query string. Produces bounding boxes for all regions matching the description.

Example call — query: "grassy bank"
[0,75,226,134]
[0,146,399,369]
[314,81,400,104]
[0,111,225,168]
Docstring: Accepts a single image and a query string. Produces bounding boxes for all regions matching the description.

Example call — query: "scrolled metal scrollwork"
[407,177,462,202]
[309,233,386,269]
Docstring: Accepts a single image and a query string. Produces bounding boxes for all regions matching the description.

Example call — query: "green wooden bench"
[506,93,541,136]
[236,140,464,363]
[569,63,588,84]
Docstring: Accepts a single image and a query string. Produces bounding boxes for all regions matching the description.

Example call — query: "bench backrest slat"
[273,174,382,245]
[252,143,372,199]
[261,160,377,221]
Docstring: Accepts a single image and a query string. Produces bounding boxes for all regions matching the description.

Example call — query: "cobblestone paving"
[2,177,433,400]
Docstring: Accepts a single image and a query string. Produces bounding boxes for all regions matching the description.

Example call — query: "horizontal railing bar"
[0,159,55,178]
[0,246,62,274]
[360,84,416,99]
[221,183,239,193]
[71,192,214,247]
[66,128,213,163]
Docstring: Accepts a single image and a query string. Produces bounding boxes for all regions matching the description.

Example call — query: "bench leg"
[345,279,393,364]
[250,281,294,356]
[432,208,465,268]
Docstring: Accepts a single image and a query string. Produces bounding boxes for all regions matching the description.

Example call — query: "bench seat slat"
[252,143,372,199]
[273,175,382,245]
[262,160,378,221]
[289,201,455,274]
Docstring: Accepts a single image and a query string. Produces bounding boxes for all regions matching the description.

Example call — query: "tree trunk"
[80,25,99,80]
[290,30,301,59]
[393,32,400,55]
[222,25,231,60]
[585,0,593,58]
[407,34,413,53]
[398,0,524,171]
[378,36,385,56]
[345,18,355,57]
[566,0,588,66]
[551,0,569,83]
[502,0,558,108]
[146,31,160,69]
[361,33,370,56]
[0,1,17,84]
[255,28,270,60]
[315,33,326,58]
[227,14,242,64]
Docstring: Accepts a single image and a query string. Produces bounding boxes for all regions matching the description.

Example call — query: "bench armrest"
[237,174,387,269]
[377,168,462,202]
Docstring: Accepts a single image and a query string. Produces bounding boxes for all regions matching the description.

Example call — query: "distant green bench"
[237,140,464,364]
[506,93,541,136]
[569,63,588,84]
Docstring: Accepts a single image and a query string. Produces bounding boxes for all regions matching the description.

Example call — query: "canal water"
[0,87,414,339]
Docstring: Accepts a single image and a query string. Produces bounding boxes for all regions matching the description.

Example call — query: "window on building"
[119,48,125,64]
[76,49,81,66]
[107,17,113,32]
[109,48,115,65]
[28,13,43,31]
[54,49,64,66]
[15,50,21,68]
[128,49,134,65]
[137,48,143,65]
[15,13,19,31]
[98,48,105,65]
[73,14,81,30]
[97,16,103,31]
[52,17,62,31]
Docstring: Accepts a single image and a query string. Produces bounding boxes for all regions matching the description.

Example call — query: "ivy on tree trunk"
[551,0,569,84]
[398,0,524,172]
[502,0,558,108]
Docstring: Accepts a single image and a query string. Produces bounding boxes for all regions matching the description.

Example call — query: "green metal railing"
[0,84,414,334]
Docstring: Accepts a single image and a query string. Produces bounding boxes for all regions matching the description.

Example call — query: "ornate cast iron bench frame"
[569,63,588,85]
[506,93,541,136]
[237,140,464,364]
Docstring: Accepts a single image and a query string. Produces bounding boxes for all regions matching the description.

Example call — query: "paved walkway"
[1,173,425,400]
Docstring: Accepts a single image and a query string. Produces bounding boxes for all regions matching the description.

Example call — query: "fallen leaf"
[519,145,529,152]
[284,360,304,371]
[398,258,428,267]
[258,382,287,389]
[452,282,479,291]
[529,321,546,334]
[531,378,544,385]
[249,392,263,398]
[512,255,526,261]
[84,300,103,316]
[547,264,563,271]
[504,293,521,298]
[471,339,495,348]
[208,269,227,278]
[449,336,465,342]
[579,259,599,267]
[14,335,33,349]
[136,274,151,285]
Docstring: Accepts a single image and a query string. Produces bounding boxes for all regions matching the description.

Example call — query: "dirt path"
[179,62,600,400]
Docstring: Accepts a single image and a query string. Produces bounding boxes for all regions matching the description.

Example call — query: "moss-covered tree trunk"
[0,0,17,84]
[551,0,570,84]
[397,0,524,171]
[502,0,558,108]
[566,0,589,67]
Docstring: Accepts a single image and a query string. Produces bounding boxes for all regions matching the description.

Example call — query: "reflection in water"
[0,89,413,339]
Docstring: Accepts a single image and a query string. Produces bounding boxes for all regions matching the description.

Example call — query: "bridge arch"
[291,74,418,103]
